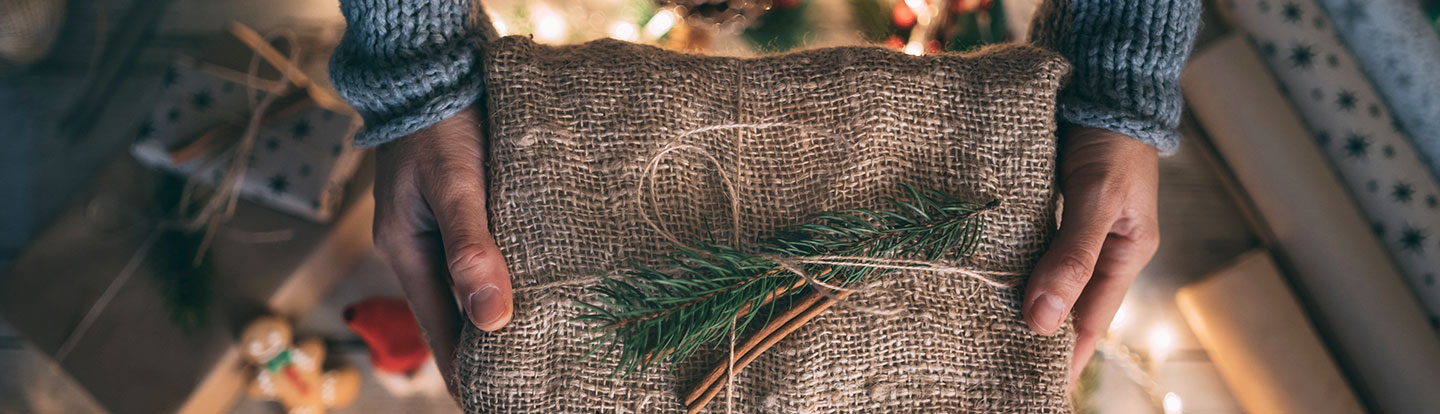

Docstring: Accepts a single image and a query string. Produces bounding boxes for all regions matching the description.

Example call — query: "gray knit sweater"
[330,0,1201,153]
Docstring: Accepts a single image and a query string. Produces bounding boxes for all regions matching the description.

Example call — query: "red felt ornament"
[344,297,429,374]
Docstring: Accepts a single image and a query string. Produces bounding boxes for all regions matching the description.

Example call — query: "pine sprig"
[577,186,996,375]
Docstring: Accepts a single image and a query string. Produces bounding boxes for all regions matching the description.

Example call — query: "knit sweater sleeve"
[1029,0,1202,154]
[329,0,494,147]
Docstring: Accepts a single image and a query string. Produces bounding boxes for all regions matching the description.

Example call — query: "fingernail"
[467,284,509,330]
[1029,293,1066,335]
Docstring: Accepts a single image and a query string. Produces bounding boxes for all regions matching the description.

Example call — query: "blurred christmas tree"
[1425,0,1440,34]
[741,1,812,53]
[483,0,1012,55]
[850,0,1008,54]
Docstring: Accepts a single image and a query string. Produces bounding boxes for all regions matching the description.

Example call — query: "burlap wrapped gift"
[458,36,1075,413]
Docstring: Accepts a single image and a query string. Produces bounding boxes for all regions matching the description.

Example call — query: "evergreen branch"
[577,186,995,375]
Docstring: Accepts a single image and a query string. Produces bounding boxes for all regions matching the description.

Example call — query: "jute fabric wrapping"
[457,35,1075,413]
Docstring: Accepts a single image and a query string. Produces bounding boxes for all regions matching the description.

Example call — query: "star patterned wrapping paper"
[1218,0,1440,331]
[131,59,365,222]
[1315,0,1440,182]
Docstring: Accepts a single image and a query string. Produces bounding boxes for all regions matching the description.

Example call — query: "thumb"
[423,125,514,333]
[1024,172,1124,335]
[437,208,513,333]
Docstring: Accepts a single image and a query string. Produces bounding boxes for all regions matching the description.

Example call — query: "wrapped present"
[0,23,377,414]
[459,36,1073,413]
[0,154,376,414]
[130,26,363,223]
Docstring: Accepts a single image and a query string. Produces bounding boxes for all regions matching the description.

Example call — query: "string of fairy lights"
[1103,298,1187,413]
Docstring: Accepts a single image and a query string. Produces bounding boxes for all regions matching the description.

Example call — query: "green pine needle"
[577,186,996,375]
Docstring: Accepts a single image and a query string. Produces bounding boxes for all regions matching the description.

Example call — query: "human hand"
[1022,125,1161,384]
[371,107,514,395]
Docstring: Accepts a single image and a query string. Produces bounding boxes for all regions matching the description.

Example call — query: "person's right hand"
[372,106,514,396]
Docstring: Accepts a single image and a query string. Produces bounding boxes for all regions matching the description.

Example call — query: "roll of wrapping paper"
[1218,0,1440,332]
[1313,0,1440,180]
[1176,250,1363,413]
[1183,34,1440,413]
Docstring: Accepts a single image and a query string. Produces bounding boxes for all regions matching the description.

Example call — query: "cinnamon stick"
[684,268,832,404]
[682,287,822,405]
[685,289,855,413]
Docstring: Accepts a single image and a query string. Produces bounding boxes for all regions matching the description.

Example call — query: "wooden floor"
[0,0,1257,412]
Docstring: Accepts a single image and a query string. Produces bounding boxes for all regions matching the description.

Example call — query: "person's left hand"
[1022,125,1161,384]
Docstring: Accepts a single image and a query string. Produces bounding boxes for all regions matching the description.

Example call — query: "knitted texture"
[1029,0,1201,154]
[329,0,493,147]
[457,36,1075,413]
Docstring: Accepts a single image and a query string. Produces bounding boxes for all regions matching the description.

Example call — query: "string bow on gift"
[53,22,350,363]
[171,22,356,261]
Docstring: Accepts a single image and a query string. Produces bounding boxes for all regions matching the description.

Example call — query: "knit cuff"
[329,0,487,147]
[1058,101,1182,154]
[1029,0,1202,155]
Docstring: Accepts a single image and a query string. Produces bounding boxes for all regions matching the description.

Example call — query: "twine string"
[762,255,903,317]
[631,122,1020,410]
[513,255,1027,294]
[176,28,303,264]
[634,123,1022,299]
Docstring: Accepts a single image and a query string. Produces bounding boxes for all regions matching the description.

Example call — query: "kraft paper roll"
[1176,250,1363,414]
[1183,34,1440,413]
